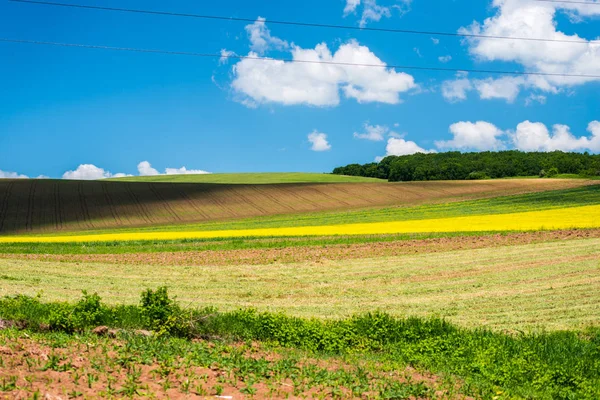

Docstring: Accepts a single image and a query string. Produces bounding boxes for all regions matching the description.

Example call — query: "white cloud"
[62,164,123,180]
[473,76,525,103]
[219,49,236,65]
[459,0,600,95]
[308,131,331,151]
[343,0,411,27]
[512,120,600,152]
[0,170,28,179]
[245,17,289,54]
[384,137,434,156]
[359,0,391,27]
[525,94,547,106]
[137,161,160,176]
[138,161,211,176]
[165,167,211,175]
[441,78,473,102]
[344,0,361,15]
[354,123,387,141]
[231,39,416,107]
[441,74,550,103]
[438,55,452,63]
[436,121,506,151]
[431,38,440,45]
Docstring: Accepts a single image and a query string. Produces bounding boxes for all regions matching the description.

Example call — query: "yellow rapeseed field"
[1,204,599,243]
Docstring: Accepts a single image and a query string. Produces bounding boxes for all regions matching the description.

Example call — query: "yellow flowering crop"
[1,204,599,243]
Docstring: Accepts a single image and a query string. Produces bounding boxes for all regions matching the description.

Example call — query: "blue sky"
[0,0,599,179]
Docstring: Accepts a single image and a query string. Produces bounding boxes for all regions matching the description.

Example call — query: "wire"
[9,0,599,45]
[2,37,600,80]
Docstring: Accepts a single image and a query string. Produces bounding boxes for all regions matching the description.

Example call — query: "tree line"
[332,151,600,181]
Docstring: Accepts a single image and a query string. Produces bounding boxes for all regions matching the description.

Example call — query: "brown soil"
[4,229,600,267]
[0,336,460,399]
[0,178,593,234]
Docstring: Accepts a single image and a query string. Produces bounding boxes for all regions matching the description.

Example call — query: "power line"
[2,37,600,80]
[9,0,598,45]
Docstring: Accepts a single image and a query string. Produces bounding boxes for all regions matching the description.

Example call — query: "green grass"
[1,238,598,331]
[0,230,526,255]
[14,184,599,238]
[1,290,599,399]
[110,172,386,184]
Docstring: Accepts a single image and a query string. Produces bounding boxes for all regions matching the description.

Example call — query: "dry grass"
[0,178,593,234]
[1,238,598,331]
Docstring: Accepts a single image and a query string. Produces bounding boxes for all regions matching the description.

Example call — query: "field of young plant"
[1,179,599,398]
[0,177,592,235]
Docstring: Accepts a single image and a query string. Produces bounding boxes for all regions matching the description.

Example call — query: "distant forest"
[332,151,600,182]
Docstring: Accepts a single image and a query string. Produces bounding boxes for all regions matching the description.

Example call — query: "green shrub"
[547,167,559,177]
[466,171,490,180]
[48,291,106,333]
[140,287,190,336]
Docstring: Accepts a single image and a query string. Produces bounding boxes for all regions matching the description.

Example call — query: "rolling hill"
[110,172,385,184]
[0,177,595,234]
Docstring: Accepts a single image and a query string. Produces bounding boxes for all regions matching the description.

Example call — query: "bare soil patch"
[5,229,600,266]
[0,335,459,399]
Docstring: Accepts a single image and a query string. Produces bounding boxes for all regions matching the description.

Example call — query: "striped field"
[1,204,599,243]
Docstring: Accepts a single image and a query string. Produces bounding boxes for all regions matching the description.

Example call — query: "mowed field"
[1,177,600,399]
[0,177,594,235]
[1,235,598,330]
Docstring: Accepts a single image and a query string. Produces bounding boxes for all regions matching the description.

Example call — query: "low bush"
[1,290,599,399]
[466,171,490,180]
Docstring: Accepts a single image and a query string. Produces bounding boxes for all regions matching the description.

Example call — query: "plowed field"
[0,178,593,234]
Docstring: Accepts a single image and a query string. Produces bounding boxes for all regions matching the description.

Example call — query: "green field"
[1,178,599,399]
[110,172,386,184]
[1,237,598,331]
[12,183,598,238]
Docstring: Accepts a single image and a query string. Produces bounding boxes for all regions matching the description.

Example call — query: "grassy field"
[2,301,599,399]
[2,182,598,241]
[2,203,599,243]
[111,172,386,184]
[1,237,598,331]
[0,178,593,235]
[1,177,599,399]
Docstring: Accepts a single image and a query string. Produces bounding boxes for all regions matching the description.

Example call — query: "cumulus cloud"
[436,121,506,151]
[138,161,210,176]
[62,164,125,180]
[165,167,211,175]
[438,55,452,63]
[308,131,331,151]
[353,123,388,141]
[473,77,525,102]
[458,0,600,97]
[344,0,407,27]
[137,161,160,176]
[385,138,433,156]
[245,17,289,54]
[525,94,547,106]
[512,120,600,152]
[0,170,28,179]
[344,0,361,15]
[230,36,416,107]
[441,77,473,102]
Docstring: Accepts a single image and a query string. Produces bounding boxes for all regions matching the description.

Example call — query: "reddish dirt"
[4,229,600,267]
[0,178,594,234]
[0,336,462,399]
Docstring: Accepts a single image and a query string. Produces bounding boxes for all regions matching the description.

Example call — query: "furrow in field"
[0,178,595,234]
[0,181,14,232]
